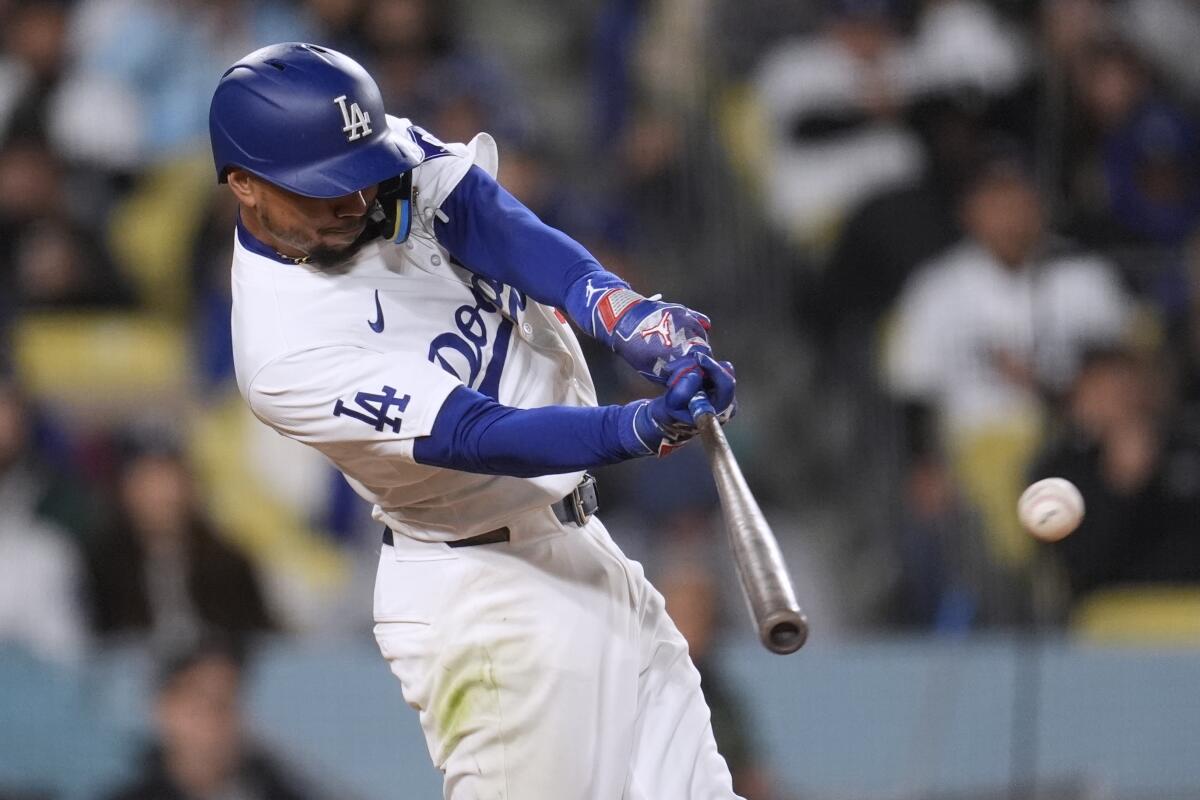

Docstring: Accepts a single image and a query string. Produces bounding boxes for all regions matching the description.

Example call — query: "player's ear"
[226,169,259,207]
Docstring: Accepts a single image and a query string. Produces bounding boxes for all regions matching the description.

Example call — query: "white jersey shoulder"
[392,114,499,215]
[230,121,597,541]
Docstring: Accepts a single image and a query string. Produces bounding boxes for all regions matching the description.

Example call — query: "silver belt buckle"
[571,475,595,525]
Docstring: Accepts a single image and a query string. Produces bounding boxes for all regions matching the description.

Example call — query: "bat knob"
[688,392,716,422]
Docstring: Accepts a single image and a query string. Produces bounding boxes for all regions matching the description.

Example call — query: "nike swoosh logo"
[368,289,385,333]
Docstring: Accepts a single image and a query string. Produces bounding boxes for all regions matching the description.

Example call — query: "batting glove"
[578,276,713,384]
[621,354,737,457]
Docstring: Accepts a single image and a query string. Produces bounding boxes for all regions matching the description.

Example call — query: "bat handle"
[688,392,716,422]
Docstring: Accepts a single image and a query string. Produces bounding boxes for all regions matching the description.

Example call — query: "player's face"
[228,170,379,268]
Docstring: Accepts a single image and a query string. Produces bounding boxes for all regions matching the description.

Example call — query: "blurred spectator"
[102,638,318,800]
[885,145,1134,566]
[0,367,99,539]
[85,433,276,645]
[754,0,923,245]
[630,0,712,122]
[1063,37,1200,247]
[1105,99,1200,247]
[810,0,1036,342]
[593,0,779,302]
[1170,231,1200,416]
[363,0,528,145]
[0,0,70,143]
[810,180,957,342]
[712,0,821,80]
[56,0,312,169]
[1030,347,1200,601]
[659,558,781,800]
[594,0,709,176]
[887,146,1133,440]
[1118,0,1200,103]
[1041,0,1112,67]
[752,0,1028,247]
[301,0,367,60]
[0,376,87,664]
[0,137,134,314]
[889,456,981,629]
[903,0,1030,101]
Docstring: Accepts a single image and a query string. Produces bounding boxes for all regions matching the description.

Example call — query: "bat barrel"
[734,509,808,654]
[691,399,809,655]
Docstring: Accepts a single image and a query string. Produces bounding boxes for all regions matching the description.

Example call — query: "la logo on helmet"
[333,95,372,141]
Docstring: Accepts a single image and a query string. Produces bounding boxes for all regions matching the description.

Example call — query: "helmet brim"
[234,126,424,199]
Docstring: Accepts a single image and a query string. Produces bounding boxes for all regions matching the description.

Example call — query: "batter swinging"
[210,43,742,799]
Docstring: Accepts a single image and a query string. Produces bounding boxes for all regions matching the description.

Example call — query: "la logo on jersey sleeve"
[333,385,411,433]
[334,95,372,141]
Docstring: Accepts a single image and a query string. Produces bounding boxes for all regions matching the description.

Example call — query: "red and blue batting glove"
[621,354,737,457]
[573,275,713,384]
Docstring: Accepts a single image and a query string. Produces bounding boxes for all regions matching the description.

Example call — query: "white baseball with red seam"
[1018,478,1085,541]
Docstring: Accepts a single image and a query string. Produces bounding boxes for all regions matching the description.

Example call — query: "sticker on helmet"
[333,95,373,141]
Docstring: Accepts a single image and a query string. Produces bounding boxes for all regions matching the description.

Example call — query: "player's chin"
[308,234,368,270]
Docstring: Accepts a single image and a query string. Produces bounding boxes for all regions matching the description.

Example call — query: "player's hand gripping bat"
[690,395,809,654]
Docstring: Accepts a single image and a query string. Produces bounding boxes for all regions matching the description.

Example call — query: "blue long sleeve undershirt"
[433,165,626,333]
[412,386,646,477]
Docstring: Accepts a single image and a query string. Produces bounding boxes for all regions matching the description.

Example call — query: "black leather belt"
[551,473,598,527]
[382,474,599,548]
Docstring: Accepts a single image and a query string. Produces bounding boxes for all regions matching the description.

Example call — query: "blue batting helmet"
[209,43,422,198]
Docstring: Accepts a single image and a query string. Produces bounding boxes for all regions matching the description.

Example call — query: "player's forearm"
[412,386,648,477]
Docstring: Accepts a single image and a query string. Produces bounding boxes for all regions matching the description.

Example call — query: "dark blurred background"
[2,0,1200,798]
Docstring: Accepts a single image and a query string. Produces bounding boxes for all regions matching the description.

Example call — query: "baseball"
[1017,478,1085,541]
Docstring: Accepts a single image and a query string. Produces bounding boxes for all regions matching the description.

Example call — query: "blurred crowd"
[767,0,1200,634]
[4,0,1200,796]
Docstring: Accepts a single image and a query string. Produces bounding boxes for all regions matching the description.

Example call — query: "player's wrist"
[562,271,634,344]
[618,399,691,458]
[618,360,715,458]
[617,400,657,457]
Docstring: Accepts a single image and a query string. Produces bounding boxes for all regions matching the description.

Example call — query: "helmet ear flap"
[368,170,415,243]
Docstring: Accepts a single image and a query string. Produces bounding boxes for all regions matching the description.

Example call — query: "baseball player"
[210,43,742,799]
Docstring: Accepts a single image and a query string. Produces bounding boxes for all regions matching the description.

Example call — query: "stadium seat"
[107,153,215,319]
[13,312,188,408]
[950,417,1044,567]
[1072,586,1200,645]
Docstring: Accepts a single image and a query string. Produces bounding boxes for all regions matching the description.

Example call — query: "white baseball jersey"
[231,116,597,542]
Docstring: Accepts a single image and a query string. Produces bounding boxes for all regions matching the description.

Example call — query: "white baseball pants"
[373,506,742,799]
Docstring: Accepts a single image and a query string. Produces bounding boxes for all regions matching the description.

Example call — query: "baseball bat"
[690,395,809,654]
